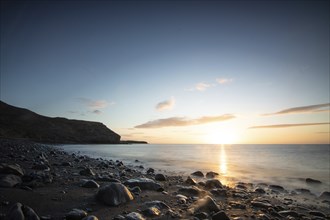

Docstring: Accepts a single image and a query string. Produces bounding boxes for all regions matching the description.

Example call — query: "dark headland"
[0,101,146,144]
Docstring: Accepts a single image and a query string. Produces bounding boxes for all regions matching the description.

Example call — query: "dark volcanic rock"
[124,178,161,190]
[6,203,25,220]
[0,174,22,187]
[82,180,100,188]
[212,211,230,220]
[0,101,121,144]
[79,168,95,176]
[191,171,204,177]
[189,196,220,214]
[66,209,88,220]
[185,176,197,185]
[0,163,24,176]
[96,183,134,206]
[154,173,167,181]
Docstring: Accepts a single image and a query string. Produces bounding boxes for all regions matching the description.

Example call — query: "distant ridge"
[0,101,121,144]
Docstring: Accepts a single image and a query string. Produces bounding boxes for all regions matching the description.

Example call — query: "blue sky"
[1,0,329,143]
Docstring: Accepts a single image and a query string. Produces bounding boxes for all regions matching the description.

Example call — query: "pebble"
[82,215,99,220]
[124,177,161,191]
[79,168,95,176]
[81,180,100,188]
[154,173,167,181]
[185,176,197,185]
[65,208,88,220]
[126,212,145,220]
[205,179,222,189]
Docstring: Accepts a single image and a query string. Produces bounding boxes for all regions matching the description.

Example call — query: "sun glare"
[205,129,238,144]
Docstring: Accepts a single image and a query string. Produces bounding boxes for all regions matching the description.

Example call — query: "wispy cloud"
[195,82,213,91]
[77,98,111,109]
[216,78,233,84]
[135,114,235,128]
[262,103,330,116]
[249,122,329,129]
[156,97,175,111]
[92,110,102,114]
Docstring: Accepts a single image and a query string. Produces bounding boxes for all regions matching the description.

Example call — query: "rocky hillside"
[0,101,121,144]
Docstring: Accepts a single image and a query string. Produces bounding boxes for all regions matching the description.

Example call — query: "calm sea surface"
[59,144,329,194]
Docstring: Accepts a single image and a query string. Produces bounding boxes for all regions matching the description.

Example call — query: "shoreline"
[0,139,329,220]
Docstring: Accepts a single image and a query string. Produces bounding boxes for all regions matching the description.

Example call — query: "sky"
[1,0,329,144]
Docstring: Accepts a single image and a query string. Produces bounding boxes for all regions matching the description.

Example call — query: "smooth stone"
[144,201,171,210]
[229,201,246,209]
[191,171,204,177]
[254,188,266,194]
[319,191,330,200]
[124,178,161,191]
[0,174,22,187]
[194,212,208,219]
[278,210,299,218]
[141,207,161,217]
[189,196,220,214]
[6,203,24,220]
[251,201,272,209]
[126,212,145,220]
[66,209,87,220]
[155,173,167,181]
[82,180,100,188]
[212,211,230,220]
[210,189,227,197]
[96,183,133,206]
[79,168,95,176]
[0,163,24,176]
[178,186,206,197]
[205,179,222,189]
[130,186,142,194]
[185,176,197,185]
[206,171,219,179]
[82,216,99,220]
[269,185,284,191]
[22,205,40,220]
[146,168,154,174]
[306,178,322,184]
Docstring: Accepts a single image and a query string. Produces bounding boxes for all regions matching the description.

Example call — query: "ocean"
[59,144,330,195]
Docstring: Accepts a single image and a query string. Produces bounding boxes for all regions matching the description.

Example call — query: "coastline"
[0,139,329,220]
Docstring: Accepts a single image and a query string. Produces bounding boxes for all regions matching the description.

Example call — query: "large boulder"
[0,174,22,188]
[0,163,24,176]
[96,183,134,206]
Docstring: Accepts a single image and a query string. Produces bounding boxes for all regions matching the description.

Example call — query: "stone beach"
[0,139,329,220]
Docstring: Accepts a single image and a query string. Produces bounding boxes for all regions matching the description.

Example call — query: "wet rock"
[126,212,145,220]
[206,171,219,179]
[210,189,227,197]
[205,179,222,189]
[155,173,166,181]
[229,201,246,209]
[0,174,22,187]
[66,208,87,220]
[141,206,161,217]
[79,168,95,176]
[269,185,284,191]
[124,178,161,191]
[319,191,330,200]
[22,205,40,220]
[82,216,99,220]
[306,178,322,184]
[130,186,142,194]
[309,211,326,218]
[194,212,209,219]
[0,163,24,176]
[113,215,126,220]
[61,162,72,166]
[178,186,206,197]
[191,171,204,177]
[146,168,154,174]
[96,183,133,206]
[278,210,299,218]
[6,203,24,220]
[212,211,230,220]
[185,176,197,185]
[144,200,171,210]
[81,180,100,188]
[254,188,266,194]
[189,196,220,214]
[32,163,50,171]
[251,201,272,209]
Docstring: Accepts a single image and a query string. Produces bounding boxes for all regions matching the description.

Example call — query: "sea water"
[60,144,329,195]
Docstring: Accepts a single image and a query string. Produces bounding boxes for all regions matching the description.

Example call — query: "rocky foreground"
[0,139,329,220]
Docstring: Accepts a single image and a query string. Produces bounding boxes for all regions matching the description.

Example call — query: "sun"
[204,128,238,144]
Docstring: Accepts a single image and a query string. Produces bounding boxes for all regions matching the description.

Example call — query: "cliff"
[0,101,121,144]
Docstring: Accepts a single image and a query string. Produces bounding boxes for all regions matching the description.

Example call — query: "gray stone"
[251,201,272,209]
[205,179,222,189]
[178,186,206,197]
[0,163,24,176]
[206,171,219,179]
[0,174,22,187]
[185,176,197,185]
[96,183,133,206]
[306,178,322,184]
[124,178,161,191]
[191,171,204,177]
[254,188,266,194]
[319,191,330,200]
[22,205,40,220]
[155,173,166,181]
[6,203,24,220]
[269,185,284,191]
[79,168,95,176]
[141,207,161,217]
[189,196,220,214]
[65,209,88,220]
[212,211,230,220]
[126,212,145,220]
[144,200,171,210]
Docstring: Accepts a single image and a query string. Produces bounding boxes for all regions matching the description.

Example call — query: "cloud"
[77,98,112,109]
[135,114,235,128]
[196,82,213,91]
[92,110,102,114]
[262,103,330,116]
[216,78,233,84]
[156,97,175,111]
[249,122,329,129]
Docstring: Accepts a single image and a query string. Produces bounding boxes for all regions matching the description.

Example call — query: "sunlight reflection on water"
[219,144,227,175]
